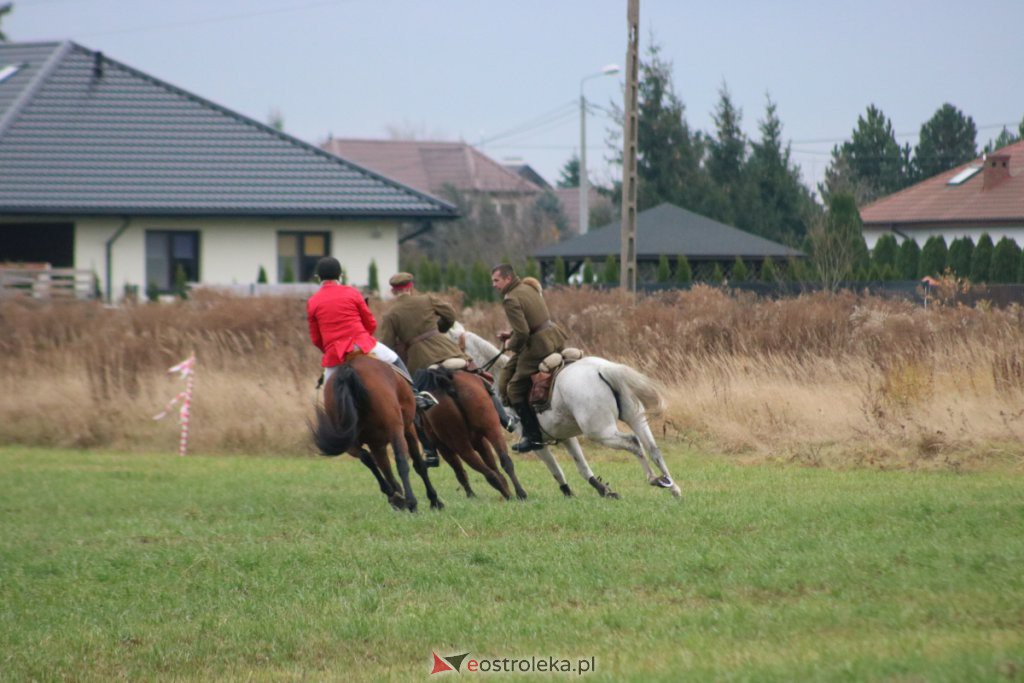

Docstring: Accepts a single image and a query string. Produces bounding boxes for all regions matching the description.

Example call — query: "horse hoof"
[516,491,528,501]
[431,499,445,511]
[605,490,621,500]
[671,485,682,499]
[559,484,574,497]
[651,476,674,489]
[388,494,406,510]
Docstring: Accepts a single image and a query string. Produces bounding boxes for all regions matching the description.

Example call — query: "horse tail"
[311,365,366,456]
[597,362,666,419]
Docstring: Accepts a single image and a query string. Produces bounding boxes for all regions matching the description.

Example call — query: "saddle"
[528,348,583,412]
[427,356,494,385]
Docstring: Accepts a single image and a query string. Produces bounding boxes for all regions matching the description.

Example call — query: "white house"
[860,140,1024,250]
[0,41,457,300]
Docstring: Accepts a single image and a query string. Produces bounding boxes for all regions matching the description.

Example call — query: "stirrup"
[502,414,520,434]
[511,437,545,453]
[415,391,439,410]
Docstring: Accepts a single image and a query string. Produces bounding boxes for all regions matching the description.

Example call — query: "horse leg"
[562,437,620,499]
[438,443,476,497]
[390,430,419,513]
[371,444,406,510]
[479,433,527,500]
[405,425,445,510]
[355,447,393,498]
[450,435,511,500]
[533,445,573,497]
[629,417,682,498]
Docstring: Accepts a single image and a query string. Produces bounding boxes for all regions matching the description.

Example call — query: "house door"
[0,223,74,266]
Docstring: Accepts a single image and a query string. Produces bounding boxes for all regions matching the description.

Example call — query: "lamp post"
[579,64,620,234]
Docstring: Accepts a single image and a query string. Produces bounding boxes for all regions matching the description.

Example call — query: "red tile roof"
[321,138,542,198]
[860,140,1024,226]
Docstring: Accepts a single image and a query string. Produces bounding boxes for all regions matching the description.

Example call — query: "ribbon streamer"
[153,354,196,456]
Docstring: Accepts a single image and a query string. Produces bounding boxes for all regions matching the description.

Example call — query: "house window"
[277,231,329,282]
[145,231,199,291]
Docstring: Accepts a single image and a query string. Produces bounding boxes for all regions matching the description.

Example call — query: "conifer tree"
[553,256,567,285]
[896,240,920,280]
[674,254,692,284]
[918,236,948,277]
[970,234,994,282]
[948,237,974,278]
[602,254,619,285]
[990,237,1021,283]
[657,254,671,283]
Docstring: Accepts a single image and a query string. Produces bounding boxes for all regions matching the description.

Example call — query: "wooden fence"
[0,264,97,300]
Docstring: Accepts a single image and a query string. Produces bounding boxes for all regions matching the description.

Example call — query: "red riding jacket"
[306,281,378,367]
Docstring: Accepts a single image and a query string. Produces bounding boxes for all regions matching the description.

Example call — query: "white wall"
[73,215,400,301]
[864,225,1024,250]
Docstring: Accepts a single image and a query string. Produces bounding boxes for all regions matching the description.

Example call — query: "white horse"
[448,322,681,498]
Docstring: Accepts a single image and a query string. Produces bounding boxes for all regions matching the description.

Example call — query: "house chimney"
[93,51,104,79]
[982,153,1010,190]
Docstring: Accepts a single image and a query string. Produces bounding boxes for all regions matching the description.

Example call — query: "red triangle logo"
[431,651,455,675]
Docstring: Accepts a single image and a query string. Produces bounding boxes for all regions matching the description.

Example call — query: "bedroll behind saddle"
[528,347,583,411]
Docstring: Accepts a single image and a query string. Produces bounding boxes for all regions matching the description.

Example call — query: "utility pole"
[619,0,639,294]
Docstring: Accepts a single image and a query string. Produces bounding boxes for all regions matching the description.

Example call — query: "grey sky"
[8,0,1024,196]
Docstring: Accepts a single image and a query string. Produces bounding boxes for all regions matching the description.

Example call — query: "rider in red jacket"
[307,257,436,408]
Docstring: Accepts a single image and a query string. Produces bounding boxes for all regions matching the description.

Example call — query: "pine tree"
[760,258,779,282]
[970,234,994,282]
[174,263,189,300]
[523,258,541,281]
[709,263,725,285]
[822,104,911,204]
[872,234,899,270]
[656,254,671,283]
[896,239,920,280]
[581,258,595,286]
[731,257,749,282]
[746,94,816,246]
[918,236,949,277]
[553,256,567,285]
[257,266,268,284]
[948,237,974,278]
[912,103,978,181]
[704,83,750,226]
[602,254,618,285]
[990,237,1021,283]
[674,254,692,284]
[367,259,379,293]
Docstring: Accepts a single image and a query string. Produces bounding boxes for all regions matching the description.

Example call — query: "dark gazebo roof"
[535,203,803,260]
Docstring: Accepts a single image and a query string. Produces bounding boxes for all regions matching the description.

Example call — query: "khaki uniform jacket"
[377,293,463,373]
[502,277,567,374]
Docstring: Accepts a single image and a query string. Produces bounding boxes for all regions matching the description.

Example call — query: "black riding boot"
[414,414,440,468]
[490,389,520,433]
[511,401,545,453]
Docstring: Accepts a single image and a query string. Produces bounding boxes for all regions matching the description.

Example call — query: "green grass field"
[1,446,1022,681]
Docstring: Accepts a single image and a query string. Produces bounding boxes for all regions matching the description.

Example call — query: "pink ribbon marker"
[154,354,196,456]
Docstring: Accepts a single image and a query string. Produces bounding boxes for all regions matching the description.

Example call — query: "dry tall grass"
[2,286,1022,469]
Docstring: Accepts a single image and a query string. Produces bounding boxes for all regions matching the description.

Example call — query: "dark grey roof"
[535,203,804,260]
[0,41,457,219]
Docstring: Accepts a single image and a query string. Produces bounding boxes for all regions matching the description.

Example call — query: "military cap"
[389,272,415,288]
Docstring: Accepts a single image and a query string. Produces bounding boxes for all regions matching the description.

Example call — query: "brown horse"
[416,368,528,501]
[311,354,443,512]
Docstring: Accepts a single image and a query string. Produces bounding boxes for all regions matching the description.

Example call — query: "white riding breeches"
[323,341,400,381]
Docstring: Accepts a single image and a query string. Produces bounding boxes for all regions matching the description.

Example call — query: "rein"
[480,349,504,372]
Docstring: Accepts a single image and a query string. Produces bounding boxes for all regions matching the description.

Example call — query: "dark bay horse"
[311,354,443,512]
[417,367,528,501]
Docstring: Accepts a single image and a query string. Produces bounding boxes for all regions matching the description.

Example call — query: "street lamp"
[579,63,620,234]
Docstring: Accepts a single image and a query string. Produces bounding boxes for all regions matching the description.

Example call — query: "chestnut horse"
[416,367,529,501]
[311,354,443,512]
